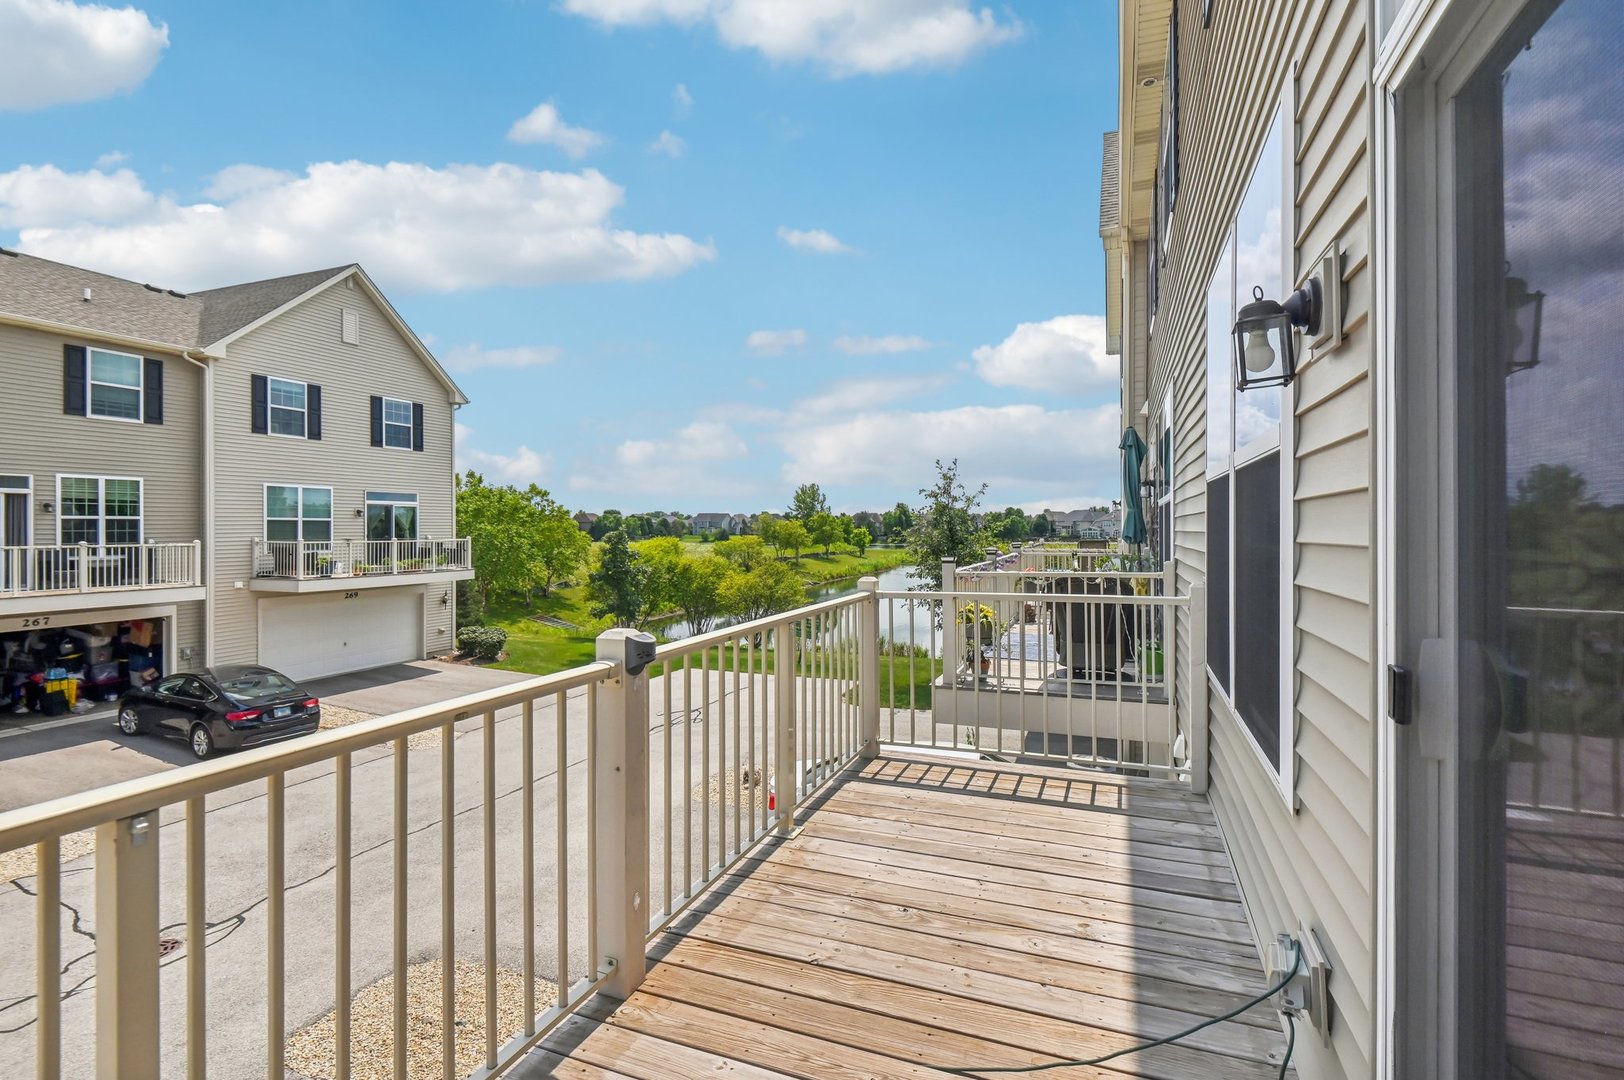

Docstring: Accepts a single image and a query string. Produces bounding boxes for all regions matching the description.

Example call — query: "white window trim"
[86,347,144,424]
[381,396,414,450]
[267,377,309,440]
[263,483,334,544]
[55,475,143,547]
[1201,85,1298,808]
[365,491,420,541]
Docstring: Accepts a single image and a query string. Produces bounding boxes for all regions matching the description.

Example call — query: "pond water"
[653,564,922,641]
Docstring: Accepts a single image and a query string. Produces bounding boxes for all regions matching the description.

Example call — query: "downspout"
[180,350,214,667]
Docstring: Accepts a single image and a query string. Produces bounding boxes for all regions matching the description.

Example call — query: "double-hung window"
[365,491,418,541]
[58,476,141,545]
[268,378,308,438]
[382,398,413,449]
[88,350,143,420]
[1204,99,1294,791]
[265,485,332,543]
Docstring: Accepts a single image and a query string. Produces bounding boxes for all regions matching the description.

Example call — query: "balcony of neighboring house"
[0,540,205,616]
[0,558,1313,1080]
[248,537,474,593]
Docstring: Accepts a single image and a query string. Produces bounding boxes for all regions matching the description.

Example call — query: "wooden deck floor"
[513,753,1292,1079]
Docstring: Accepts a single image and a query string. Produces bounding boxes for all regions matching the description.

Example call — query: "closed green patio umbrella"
[1119,427,1148,548]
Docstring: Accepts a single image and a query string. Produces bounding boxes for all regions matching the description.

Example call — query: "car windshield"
[217,671,300,703]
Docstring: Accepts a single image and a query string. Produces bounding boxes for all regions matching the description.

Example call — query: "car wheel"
[117,706,142,736]
[189,725,215,760]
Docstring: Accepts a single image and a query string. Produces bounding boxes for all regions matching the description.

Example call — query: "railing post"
[192,539,203,586]
[390,539,399,576]
[78,541,89,592]
[858,578,880,759]
[1188,585,1210,794]
[95,812,160,1079]
[592,629,652,1001]
[774,618,798,835]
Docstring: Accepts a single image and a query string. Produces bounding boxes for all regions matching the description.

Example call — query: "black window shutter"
[63,345,87,416]
[370,396,384,447]
[307,384,322,440]
[251,374,268,434]
[143,358,164,424]
[412,402,425,452]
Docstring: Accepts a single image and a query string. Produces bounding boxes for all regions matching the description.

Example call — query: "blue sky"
[0,0,1121,515]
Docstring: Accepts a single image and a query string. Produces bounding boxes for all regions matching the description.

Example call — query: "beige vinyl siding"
[1142,1,1376,1078]
[210,280,458,667]
[0,323,204,549]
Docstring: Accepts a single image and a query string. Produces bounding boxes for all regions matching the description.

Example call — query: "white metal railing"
[1504,605,1624,818]
[251,538,472,580]
[958,544,1152,576]
[0,590,871,1080]
[0,541,201,597]
[871,558,1205,782]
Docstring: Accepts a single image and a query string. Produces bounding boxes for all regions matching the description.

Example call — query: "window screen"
[1207,474,1230,693]
[1233,450,1281,768]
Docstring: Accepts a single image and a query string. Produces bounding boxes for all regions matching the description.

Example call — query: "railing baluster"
[186,797,206,1080]
[35,837,59,1080]
[585,691,598,980]
[441,719,456,1080]
[335,753,352,1080]
[267,774,285,1080]
[392,738,408,1079]
[483,708,498,1068]
[732,633,742,854]
[747,634,758,839]
[521,700,536,1037]
[682,653,692,899]
[555,691,569,1007]
[663,657,673,914]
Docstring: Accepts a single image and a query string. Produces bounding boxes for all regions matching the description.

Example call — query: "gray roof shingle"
[0,250,353,351]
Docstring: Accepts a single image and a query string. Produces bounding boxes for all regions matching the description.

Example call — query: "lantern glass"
[1506,274,1544,374]
[1233,313,1297,392]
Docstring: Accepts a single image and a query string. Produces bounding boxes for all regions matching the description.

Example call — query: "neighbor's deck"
[513,753,1292,1079]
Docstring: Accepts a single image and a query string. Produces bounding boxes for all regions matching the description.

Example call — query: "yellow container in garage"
[44,678,77,709]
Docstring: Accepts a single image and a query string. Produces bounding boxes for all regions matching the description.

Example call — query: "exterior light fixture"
[1506,271,1544,375]
[1233,278,1323,392]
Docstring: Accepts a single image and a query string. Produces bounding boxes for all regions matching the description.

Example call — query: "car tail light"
[303,699,319,710]
[225,709,261,726]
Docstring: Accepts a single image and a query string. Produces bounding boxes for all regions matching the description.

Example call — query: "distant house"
[690,512,745,534]
[1042,508,1117,539]
[572,512,599,532]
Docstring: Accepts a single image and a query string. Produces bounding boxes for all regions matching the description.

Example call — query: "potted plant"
[956,602,1000,681]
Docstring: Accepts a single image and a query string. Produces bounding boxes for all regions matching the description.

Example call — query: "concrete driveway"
[303,659,533,716]
[0,661,530,813]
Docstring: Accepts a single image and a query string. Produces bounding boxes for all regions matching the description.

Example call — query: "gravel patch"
[689,766,774,812]
[285,958,557,1080]
[0,829,95,885]
[320,704,445,751]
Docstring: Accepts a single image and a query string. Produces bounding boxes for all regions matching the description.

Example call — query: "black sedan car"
[116,666,321,759]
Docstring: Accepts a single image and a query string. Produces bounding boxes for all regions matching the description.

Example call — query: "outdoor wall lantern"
[1506,271,1544,375]
[1233,278,1322,392]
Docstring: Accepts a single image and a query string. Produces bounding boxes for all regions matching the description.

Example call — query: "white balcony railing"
[0,568,1208,1079]
[251,538,472,580]
[0,541,202,598]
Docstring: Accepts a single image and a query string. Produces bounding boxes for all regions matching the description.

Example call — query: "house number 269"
[343,591,359,599]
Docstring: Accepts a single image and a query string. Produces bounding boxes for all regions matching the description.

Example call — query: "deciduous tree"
[587,530,648,627]
[788,483,829,522]
[907,459,990,590]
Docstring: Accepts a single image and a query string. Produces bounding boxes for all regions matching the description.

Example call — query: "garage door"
[259,589,423,680]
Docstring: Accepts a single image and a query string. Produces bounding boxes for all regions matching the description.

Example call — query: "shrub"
[457,625,507,660]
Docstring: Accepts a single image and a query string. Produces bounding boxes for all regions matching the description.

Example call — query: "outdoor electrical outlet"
[1268,927,1332,1046]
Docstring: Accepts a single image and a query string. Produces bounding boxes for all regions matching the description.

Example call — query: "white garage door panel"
[259,590,422,680]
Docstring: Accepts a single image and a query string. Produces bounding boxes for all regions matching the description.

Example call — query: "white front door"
[258,589,423,680]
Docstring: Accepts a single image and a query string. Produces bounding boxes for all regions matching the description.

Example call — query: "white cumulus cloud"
[745,328,807,357]
[672,82,694,115]
[561,0,1022,76]
[570,420,755,500]
[0,0,168,110]
[454,423,554,486]
[832,333,930,355]
[0,160,716,293]
[95,149,129,168]
[972,314,1116,396]
[647,130,687,157]
[777,225,854,254]
[442,344,563,371]
[507,102,607,158]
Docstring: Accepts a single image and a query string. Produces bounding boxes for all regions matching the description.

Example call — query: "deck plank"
[526,753,1291,1080]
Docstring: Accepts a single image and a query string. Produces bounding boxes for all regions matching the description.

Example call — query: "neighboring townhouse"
[1105,1,1620,1078]
[572,511,599,532]
[689,511,745,534]
[0,252,472,712]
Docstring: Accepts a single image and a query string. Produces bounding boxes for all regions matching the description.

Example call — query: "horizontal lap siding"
[0,324,203,549]
[211,283,458,666]
[1151,1,1375,1078]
